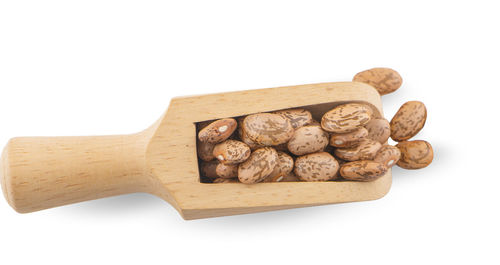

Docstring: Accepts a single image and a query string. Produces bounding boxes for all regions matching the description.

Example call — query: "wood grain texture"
[1,82,392,219]
[1,133,156,213]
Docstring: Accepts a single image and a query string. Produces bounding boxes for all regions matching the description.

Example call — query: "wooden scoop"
[0,82,391,220]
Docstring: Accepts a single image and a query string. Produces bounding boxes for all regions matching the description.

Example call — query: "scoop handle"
[1,133,150,213]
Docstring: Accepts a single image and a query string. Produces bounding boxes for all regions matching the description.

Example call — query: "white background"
[1,1,499,264]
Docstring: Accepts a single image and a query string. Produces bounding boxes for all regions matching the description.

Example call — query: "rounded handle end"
[1,139,21,212]
[1,135,149,213]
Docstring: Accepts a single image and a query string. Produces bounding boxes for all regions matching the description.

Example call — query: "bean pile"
[198,68,433,184]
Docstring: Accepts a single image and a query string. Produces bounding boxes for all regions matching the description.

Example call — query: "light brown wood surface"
[1,81,391,219]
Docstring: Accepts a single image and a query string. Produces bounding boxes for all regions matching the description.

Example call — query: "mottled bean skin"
[396,140,433,169]
[213,140,251,164]
[198,118,237,143]
[274,108,313,129]
[374,145,401,168]
[340,161,388,182]
[264,152,294,182]
[321,103,373,133]
[334,138,382,161]
[288,125,329,155]
[294,152,339,182]
[238,147,279,184]
[390,101,427,141]
[242,113,295,146]
[238,125,264,150]
[365,118,391,144]
[265,168,284,182]
[329,127,368,148]
[352,67,403,95]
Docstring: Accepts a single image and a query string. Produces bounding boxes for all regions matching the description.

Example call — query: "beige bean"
[238,117,268,150]
[329,127,368,148]
[294,152,339,182]
[321,103,373,133]
[365,118,391,144]
[238,147,279,184]
[264,151,294,182]
[396,140,433,169]
[274,108,313,129]
[340,160,388,181]
[213,140,251,164]
[287,125,329,155]
[198,118,237,143]
[334,138,382,161]
[242,113,295,146]
[352,67,403,95]
[374,145,401,168]
[390,101,427,141]
[238,126,264,150]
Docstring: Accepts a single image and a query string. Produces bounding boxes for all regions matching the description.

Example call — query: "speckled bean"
[365,118,391,144]
[274,108,313,129]
[242,113,295,146]
[334,138,382,161]
[264,151,294,182]
[321,103,373,133]
[294,152,339,182]
[352,67,403,95]
[329,127,368,148]
[238,147,279,184]
[396,140,433,169]
[198,118,237,143]
[340,161,388,181]
[213,140,251,164]
[287,125,329,155]
[374,145,401,168]
[390,101,427,142]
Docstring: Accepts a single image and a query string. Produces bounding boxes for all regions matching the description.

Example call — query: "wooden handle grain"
[1,133,151,213]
